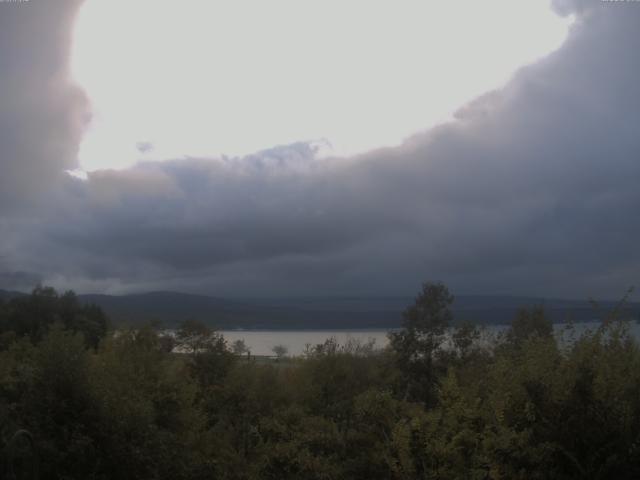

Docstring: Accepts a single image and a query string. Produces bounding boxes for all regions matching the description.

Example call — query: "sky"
[0,0,639,300]
[70,0,571,170]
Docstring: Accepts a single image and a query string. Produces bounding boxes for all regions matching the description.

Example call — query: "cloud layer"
[1,0,639,299]
[0,0,87,214]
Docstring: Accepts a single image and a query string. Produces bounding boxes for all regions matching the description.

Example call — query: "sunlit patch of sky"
[71,0,574,172]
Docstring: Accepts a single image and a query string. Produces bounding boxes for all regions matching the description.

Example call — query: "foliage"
[231,339,250,356]
[1,284,640,479]
[0,286,108,349]
[389,281,454,404]
[272,344,288,359]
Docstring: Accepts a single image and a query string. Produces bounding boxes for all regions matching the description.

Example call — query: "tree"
[231,339,250,356]
[506,305,553,347]
[389,282,454,403]
[175,319,235,388]
[0,286,108,348]
[451,321,481,360]
[272,344,288,359]
[89,324,209,479]
[175,319,215,356]
[22,325,98,478]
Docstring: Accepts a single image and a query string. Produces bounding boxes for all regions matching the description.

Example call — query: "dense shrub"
[1,284,639,479]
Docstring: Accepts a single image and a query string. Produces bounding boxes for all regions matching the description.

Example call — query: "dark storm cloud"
[0,0,87,292]
[2,0,640,298]
[0,0,87,214]
[0,269,41,291]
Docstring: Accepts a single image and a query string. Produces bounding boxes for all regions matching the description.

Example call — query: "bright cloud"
[71,0,573,171]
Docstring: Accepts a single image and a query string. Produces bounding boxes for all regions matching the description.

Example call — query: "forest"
[0,283,639,479]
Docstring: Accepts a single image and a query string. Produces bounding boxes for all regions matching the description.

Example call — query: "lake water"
[220,329,392,356]
[221,321,640,357]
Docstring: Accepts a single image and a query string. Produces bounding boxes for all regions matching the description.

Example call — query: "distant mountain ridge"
[2,289,638,329]
[0,289,26,301]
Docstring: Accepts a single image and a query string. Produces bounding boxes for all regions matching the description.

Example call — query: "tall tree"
[389,282,453,404]
[175,319,235,389]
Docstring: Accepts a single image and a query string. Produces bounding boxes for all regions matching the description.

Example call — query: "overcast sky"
[0,0,639,299]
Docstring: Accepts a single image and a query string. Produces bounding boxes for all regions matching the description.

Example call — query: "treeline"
[0,283,639,479]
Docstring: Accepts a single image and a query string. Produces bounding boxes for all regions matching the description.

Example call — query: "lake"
[220,329,392,356]
[220,321,640,357]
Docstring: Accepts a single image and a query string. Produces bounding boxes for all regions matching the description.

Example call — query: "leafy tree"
[175,320,236,390]
[389,282,454,403]
[505,305,553,347]
[231,339,250,356]
[272,344,288,359]
[1,281,639,478]
[175,319,215,356]
[89,324,210,479]
[18,325,99,479]
[0,286,108,349]
[451,321,481,359]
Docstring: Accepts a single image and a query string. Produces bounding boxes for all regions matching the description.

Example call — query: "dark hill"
[2,289,637,329]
